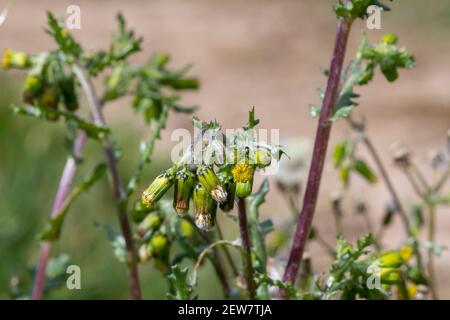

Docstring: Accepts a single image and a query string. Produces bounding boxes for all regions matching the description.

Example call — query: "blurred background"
[0,0,449,299]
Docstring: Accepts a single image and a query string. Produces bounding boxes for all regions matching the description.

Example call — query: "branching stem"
[73,64,142,300]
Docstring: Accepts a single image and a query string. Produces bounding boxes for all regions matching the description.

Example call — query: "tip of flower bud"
[211,185,228,204]
[195,213,215,231]
[142,189,157,208]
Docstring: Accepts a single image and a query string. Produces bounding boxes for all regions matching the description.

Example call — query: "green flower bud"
[147,234,169,257]
[2,49,30,69]
[378,251,402,268]
[382,33,398,45]
[137,213,162,237]
[179,218,195,239]
[217,171,236,212]
[142,168,175,208]
[254,148,272,168]
[173,167,195,214]
[193,183,217,231]
[380,267,401,284]
[232,163,254,198]
[22,75,43,104]
[196,165,227,203]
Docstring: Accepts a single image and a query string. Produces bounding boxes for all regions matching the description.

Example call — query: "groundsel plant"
[2,0,448,300]
[3,12,198,300]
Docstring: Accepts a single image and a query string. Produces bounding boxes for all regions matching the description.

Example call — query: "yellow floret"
[232,163,254,183]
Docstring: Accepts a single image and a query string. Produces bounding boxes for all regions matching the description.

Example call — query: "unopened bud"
[197,165,227,203]
[218,171,236,212]
[22,75,43,104]
[137,213,162,237]
[254,148,272,168]
[193,183,217,231]
[2,49,31,69]
[147,234,169,257]
[142,168,175,208]
[173,167,195,214]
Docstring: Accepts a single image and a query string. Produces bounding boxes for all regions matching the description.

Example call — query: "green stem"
[237,197,256,299]
[427,203,438,299]
[73,64,142,300]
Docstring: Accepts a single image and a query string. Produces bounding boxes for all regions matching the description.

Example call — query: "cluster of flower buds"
[140,148,272,232]
[135,210,170,268]
[1,50,79,120]
[375,245,413,284]
[141,165,228,231]
[1,49,31,69]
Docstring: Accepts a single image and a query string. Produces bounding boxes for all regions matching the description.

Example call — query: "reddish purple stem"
[32,131,87,300]
[281,16,353,296]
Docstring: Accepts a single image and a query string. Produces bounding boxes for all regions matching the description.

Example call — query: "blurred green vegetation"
[0,72,224,299]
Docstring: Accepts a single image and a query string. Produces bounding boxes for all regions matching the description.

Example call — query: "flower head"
[232,163,254,183]
[232,163,254,198]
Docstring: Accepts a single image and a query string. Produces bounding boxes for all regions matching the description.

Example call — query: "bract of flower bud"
[193,183,217,231]
[173,167,195,214]
[197,165,227,203]
[142,169,175,208]
[217,172,236,212]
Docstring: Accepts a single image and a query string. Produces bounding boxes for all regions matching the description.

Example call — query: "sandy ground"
[1,0,449,297]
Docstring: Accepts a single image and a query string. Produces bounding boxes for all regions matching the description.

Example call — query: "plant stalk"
[237,197,256,299]
[73,64,142,300]
[31,132,87,300]
[427,203,438,299]
[281,16,353,294]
